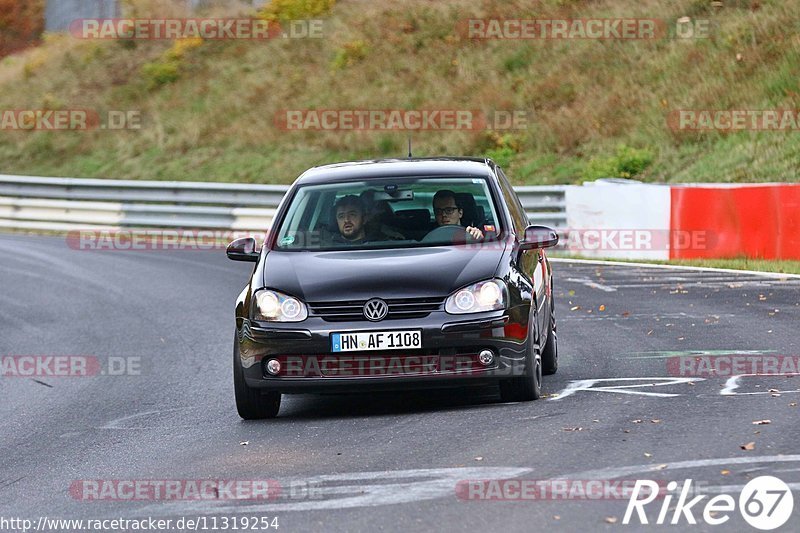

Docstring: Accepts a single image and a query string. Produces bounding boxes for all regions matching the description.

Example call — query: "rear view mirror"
[519,225,559,250]
[226,237,259,262]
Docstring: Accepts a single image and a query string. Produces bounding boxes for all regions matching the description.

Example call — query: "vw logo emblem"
[363,298,388,322]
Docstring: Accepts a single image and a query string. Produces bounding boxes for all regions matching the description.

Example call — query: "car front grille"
[307,297,444,322]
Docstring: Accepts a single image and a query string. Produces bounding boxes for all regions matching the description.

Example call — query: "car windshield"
[274,177,503,251]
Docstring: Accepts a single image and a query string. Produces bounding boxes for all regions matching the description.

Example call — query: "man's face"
[336,204,365,240]
[434,197,462,226]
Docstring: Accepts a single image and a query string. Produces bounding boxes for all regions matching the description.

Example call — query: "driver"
[332,195,368,243]
[330,194,399,244]
[432,190,483,240]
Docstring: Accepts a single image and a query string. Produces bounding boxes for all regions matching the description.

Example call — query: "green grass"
[1,0,800,184]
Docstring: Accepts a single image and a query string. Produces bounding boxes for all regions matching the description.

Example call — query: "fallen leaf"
[656,464,668,470]
[752,420,771,425]
[568,290,575,296]
[599,305,606,312]
[604,517,618,524]
[651,419,662,424]
[632,419,643,424]
[553,515,561,520]
[570,306,581,311]
[622,311,630,317]
[623,429,631,433]
[721,470,730,475]
[644,452,652,458]
[474,456,483,461]
[740,442,756,451]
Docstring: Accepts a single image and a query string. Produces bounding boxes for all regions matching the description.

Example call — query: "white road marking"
[132,467,532,514]
[550,377,704,401]
[565,277,617,292]
[101,408,190,430]
[720,373,800,396]
[550,257,800,280]
[549,455,800,485]
[560,312,736,322]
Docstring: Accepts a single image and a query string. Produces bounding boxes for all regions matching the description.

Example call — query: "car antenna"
[407,136,412,158]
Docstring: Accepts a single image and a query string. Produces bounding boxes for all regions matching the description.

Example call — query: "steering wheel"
[421,224,472,244]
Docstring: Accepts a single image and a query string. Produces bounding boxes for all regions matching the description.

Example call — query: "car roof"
[294,157,497,185]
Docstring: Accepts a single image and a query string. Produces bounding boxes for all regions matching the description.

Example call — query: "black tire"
[541,304,558,376]
[233,334,281,420]
[499,318,542,402]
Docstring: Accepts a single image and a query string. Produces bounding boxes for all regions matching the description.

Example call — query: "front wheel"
[499,338,542,402]
[233,334,281,420]
[541,306,558,375]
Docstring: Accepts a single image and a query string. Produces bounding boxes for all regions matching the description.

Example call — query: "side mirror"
[226,237,259,262]
[519,225,559,250]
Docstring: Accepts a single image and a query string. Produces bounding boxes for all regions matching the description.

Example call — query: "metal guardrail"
[0,174,566,232]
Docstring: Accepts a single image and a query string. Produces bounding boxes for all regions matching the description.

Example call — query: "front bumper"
[237,309,531,393]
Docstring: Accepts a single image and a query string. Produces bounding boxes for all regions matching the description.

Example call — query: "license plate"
[331,330,422,352]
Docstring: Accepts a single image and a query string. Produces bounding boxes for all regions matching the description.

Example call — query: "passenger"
[432,190,483,240]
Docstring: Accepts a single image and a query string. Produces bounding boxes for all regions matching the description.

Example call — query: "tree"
[0,0,45,58]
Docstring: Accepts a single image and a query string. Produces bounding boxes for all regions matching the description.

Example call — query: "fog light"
[265,359,281,375]
[478,350,494,366]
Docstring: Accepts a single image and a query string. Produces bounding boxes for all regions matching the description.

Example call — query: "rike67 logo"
[624,476,794,530]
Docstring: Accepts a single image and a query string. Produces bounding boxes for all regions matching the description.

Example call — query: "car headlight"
[445,279,506,314]
[253,290,308,322]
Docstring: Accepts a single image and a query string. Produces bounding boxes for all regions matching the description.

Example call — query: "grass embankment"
[1,0,800,184]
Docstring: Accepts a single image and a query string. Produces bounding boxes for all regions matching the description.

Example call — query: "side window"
[497,168,528,234]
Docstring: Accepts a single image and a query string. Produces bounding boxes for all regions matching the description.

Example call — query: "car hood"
[262,244,508,302]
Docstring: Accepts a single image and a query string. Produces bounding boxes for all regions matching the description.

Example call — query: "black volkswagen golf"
[227,157,559,419]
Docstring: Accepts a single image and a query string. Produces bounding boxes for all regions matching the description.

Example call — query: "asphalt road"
[1,233,799,533]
